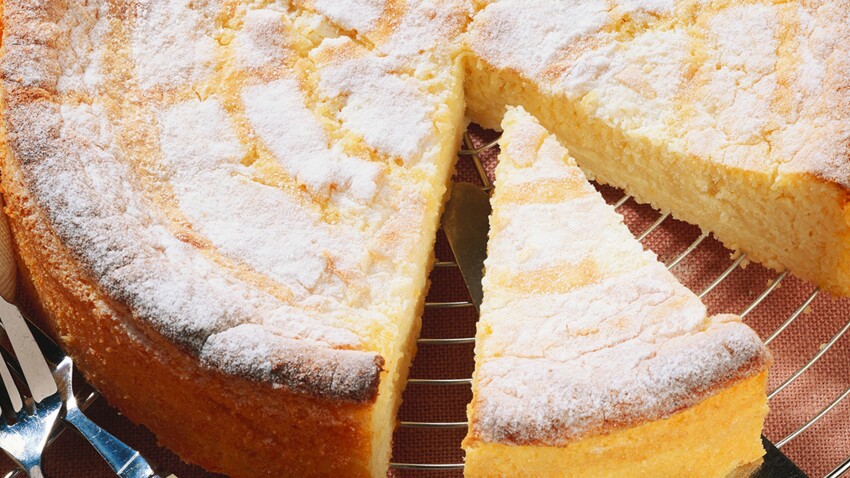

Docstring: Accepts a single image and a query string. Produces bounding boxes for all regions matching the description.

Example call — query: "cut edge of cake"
[464,0,850,297]
[462,106,772,477]
[0,1,471,476]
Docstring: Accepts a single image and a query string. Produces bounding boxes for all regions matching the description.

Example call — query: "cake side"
[0,3,382,474]
[0,0,469,476]
[0,0,392,401]
[1,170,381,478]
[465,0,850,296]
[465,370,770,478]
[463,107,771,475]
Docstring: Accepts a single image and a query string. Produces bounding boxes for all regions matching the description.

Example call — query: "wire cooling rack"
[388,131,850,477]
[0,130,847,477]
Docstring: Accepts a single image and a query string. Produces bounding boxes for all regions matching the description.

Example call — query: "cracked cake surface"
[0,0,846,476]
[0,0,470,475]
[0,0,470,399]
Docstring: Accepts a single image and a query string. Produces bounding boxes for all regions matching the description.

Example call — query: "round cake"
[0,0,846,477]
[0,0,469,476]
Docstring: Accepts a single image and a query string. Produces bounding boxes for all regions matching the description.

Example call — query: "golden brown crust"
[1,134,380,477]
[463,49,850,297]
[776,0,850,188]
[0,0,385,403]
[462,109,772,448]
[465,347,771,447]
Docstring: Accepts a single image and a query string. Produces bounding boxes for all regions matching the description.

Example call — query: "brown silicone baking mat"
[2,125,849,477]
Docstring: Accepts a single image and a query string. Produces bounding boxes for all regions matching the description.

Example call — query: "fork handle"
[65,407,158,478]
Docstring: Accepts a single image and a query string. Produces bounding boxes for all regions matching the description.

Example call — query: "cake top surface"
[468,0,850,188]
[0,0,835,402]
[466,107,771,445]
[0,0,470,401]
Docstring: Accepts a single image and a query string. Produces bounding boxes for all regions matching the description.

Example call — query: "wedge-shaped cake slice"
[463,107,772,477]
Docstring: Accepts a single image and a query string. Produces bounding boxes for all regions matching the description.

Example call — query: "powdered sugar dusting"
[679,3,780,169]
[131,0,219,90]
[706,3,779,143]
[242,78,383,201]
[315,37,438,162]
[475,318,768,444]
[233,8,289,70]
[479,264,708,362]
[159,97,370,298]
[309,0,471,60]
[709,4,778,73]
[487,195,650,275]
[313,0,385,33]
[55,0,109,93]
[26,101,363,358]
[579,28,687,131]
[158,98,245,173]
[468,0,609,76]
[617,0,674,15]
[777,2,850,187]
[376,0,471,59]
[202,324,382,401]
[469,108,770,445]
[795,34,826,100]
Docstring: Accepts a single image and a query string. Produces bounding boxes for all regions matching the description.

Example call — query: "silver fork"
[53,357,162,478]
[0,299,163,478]
[0,299,62,478]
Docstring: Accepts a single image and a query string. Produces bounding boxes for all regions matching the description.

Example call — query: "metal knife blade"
[441,182,491,311]
[750,437,808,478]
[0,297,57,402]
[440,181,808,478]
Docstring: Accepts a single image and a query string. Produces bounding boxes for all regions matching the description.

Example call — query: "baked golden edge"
[464,371,770,478]
[460,103,772,476]
[463,55,850,297]
[0,4,462,478]
[0,108,380,478]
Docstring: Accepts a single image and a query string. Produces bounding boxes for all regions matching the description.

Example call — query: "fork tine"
[0,299,56,403]
[0,354,22,414]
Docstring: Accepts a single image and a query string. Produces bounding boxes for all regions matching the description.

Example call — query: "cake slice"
[466,0,850,296]
[463,107,772,477]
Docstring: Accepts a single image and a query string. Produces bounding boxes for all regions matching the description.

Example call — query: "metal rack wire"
[388,132,850,477]
[0,130,845,477]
